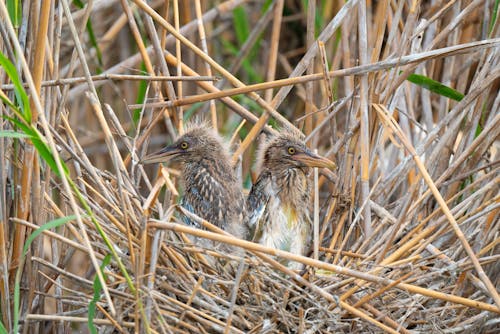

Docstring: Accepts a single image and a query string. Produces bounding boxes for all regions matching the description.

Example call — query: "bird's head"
[141,125,230,165]
[258,131,336,173]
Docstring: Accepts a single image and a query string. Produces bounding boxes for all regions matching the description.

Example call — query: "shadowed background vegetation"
[0,0,499,333]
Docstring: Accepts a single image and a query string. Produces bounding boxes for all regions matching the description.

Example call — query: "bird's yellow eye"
[287,147,296,155]
[180,141,189,149]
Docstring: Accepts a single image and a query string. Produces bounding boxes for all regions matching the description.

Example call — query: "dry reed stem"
[24,314,135,328]
[130,38,500,110]
[194,0,217,131]
[264,0,284,104]
[357,0,372,237]
[304,0,316,136]
[87,93,138,274]
[313,155,320,260]
[212,3,275,101]
[173,0,184,134]
[0,74,217,90]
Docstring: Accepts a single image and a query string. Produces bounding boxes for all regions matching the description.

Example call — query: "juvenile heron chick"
[247,131,336,265]
[142,125,247,239]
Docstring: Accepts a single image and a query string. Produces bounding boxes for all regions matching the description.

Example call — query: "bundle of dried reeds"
[0,1,499,333]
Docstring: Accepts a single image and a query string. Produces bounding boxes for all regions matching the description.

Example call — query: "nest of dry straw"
[0,0,499,333]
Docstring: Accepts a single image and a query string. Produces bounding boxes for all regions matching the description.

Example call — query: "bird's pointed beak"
[293,151,336,170]
[141,145,181,164]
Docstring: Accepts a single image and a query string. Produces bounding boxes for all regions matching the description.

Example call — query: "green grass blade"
[88,254,112,334]
[233,6,250,46]
[0,52,31,122]
[6,0,22,28]
[0,320,7,334]
[1,73,70,177]
[406,73,464,101]
[2,125,135,307]
[133,62,148,126]
[183,101,204,120]
[2,115,68,177]
[490,0,499,36]
[0,87,20,111]
[301,0,324,36]
[262,0,273,12]
[220,39,262,83]
[22,216,80,256]
[233,94,264,114]
[228,4,269,82]
[0,130,32,139]
[86,20,103,68]
[13,215,80,334]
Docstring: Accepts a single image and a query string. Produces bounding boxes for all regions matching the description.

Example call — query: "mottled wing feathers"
[184,163,229,222]
[179,198,198,227]
[246,171,272,241]
[181,159,247,239]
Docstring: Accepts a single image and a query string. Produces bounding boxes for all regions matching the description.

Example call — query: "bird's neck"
[273,168,310,206]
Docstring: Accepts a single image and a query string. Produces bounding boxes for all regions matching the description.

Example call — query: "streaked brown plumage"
[247,131,336,266]
[142,124,247,240]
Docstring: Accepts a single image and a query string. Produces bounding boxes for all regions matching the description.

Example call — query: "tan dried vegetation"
[0,0,499,333]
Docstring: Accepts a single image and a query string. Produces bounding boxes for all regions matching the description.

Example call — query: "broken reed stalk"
[0,74,216,90]
[357,0,372,237]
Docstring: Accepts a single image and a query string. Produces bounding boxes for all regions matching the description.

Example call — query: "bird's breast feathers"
[248,170,311,251]
[260,198,309,252]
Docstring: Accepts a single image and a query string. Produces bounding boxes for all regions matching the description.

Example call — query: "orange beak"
[292,151,336,170]
[141,145,181,164]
